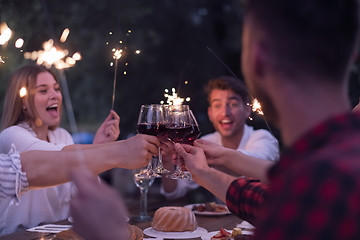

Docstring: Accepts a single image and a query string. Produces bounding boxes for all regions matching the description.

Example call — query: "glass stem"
[158,148,163,166]
[174,154,182,173]
[147,159,153,171]
[140,188,149,217]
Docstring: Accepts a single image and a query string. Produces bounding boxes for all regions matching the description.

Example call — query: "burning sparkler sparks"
[19,87,27,98]
[111,48,123,110]
[109,29,141,110]
[60,28,70,43]
[0,23,12,45]
[247,98,264,120]
[24,39,81,69]
[161,88,190,105]
[15,38,24,48]
[251,98,264,115]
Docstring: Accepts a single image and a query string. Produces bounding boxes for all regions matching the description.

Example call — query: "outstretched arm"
[194,139,274,183]
[21,134,159,189]
[174,143,236,203]
[175,143,269,223]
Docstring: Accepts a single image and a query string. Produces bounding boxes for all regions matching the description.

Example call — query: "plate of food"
[184,202,231,216]
[145,206,207,239]
[144,227,208,239]
[201,228,254,240]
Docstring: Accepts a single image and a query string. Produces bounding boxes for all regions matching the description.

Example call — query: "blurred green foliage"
[0,0,359,141]
[0,0,245,138]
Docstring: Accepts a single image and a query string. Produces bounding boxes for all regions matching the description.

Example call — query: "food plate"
[68,216,129,223]
[201,230,254,240]
[143,227,207,239]
[184,204,231,216]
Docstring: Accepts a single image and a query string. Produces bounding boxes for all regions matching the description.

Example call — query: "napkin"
[27,224,72,233]
[236,221,255,230]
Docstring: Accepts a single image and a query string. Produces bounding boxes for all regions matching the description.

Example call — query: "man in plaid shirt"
[174,0,360,239]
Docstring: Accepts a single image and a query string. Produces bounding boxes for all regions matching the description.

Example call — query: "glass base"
[166,170,192,180]
[132,215,152,222]
[154,165,171,174]
[137,170,161,178]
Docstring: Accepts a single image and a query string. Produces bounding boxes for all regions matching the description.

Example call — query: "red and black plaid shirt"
[226,112,360,240]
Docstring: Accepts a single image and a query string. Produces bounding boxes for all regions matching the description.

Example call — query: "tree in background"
[0,0,358,140]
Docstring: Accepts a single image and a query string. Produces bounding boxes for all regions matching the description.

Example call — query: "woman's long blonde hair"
[0,65,61,132]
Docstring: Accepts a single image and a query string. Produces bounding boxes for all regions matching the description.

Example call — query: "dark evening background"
[0,0,359,141]
[0,0,359,206]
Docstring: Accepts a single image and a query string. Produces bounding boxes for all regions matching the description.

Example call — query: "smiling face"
[23,72,62,129]
[207,89,251,139]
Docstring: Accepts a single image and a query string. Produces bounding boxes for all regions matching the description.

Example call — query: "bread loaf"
[152,206,198,232]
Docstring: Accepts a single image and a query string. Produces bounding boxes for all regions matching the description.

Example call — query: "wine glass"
[153,106,171,174]
[132,166,155,222]
[165,105,196,180]
[184,110,201,145]
[137,104,169,177]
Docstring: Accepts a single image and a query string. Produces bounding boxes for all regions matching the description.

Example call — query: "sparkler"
[0,23,12,45]
[161,88,190,105]
[60,28,70,43]
[109,29,141,110]
[15,38,24,48]
[111,48,122,110]
[24,39,81,69]
[251,98,264,115]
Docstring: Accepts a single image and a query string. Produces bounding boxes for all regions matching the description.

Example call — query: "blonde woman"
[0,64,121,235]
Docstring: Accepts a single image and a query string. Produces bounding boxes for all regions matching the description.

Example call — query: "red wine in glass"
[137,123,166,136]
[183,125,201,145]
[165,124,194,143]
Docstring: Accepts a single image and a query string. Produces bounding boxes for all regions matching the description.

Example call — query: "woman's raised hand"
[93,110,120,144]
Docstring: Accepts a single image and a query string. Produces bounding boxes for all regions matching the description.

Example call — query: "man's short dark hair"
[243,0,360,82]
[205,76,250,105]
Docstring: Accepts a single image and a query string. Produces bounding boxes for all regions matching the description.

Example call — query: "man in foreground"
[175,0,360,238]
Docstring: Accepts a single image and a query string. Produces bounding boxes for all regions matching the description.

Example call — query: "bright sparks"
[24,39,81,69]
[60,28,70,43]
[0,56,5,63]
[15,38,24,48]
[251,98,264,115]
[0,23,12,45]
[72,52,81,61]
[163,88,188,105]
[112,48,123,60]
[135,50,141,54]
[19,87,27,97]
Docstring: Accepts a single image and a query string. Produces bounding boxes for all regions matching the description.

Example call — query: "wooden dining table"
[0,211,253,240]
